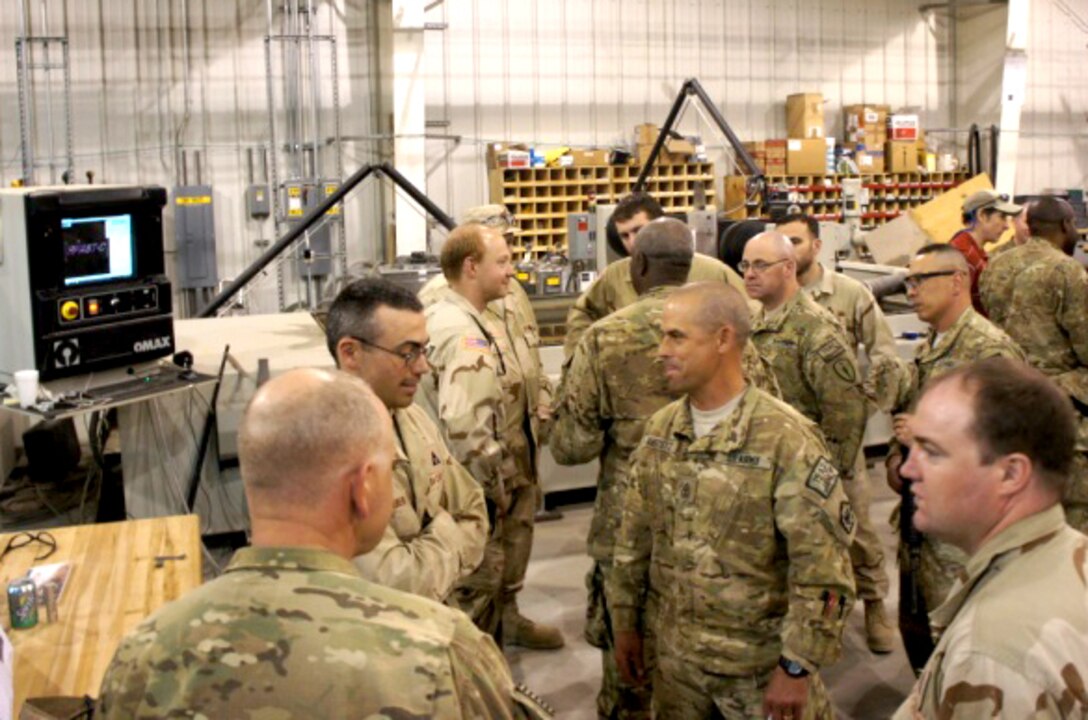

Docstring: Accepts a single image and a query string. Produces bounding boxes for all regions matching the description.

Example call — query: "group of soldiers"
[92,189,1088,719]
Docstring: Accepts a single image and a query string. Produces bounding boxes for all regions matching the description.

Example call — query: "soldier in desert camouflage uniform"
[607,282,855,720]
[420,204,554,442]
[97,369,551,719]
[894,359,1088,720]
[777,213,903,654]
[418,223,563,649]
[979,196,1088,532]
[886,244,1024,669]
[325,278,487,602]
[564,192,746,358]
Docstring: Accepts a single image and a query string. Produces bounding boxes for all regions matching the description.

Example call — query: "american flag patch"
[462,337,490,351]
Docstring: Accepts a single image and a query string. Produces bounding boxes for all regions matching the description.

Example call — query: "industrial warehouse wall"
[0,0,385,316]
[423,0,957,218]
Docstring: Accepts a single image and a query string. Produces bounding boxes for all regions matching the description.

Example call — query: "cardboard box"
[636,123,659,145]
[665,136,696,157]
[844,104,890,144]
[766,158,787,175]
[787,93,825,139]
[786,138,827,175]
[741,141,767,172]
[637,144,685,166]
[889,114,920,141]
[766,139,788,159]
[856,149,885,174]
[886,141,916,173]
[497,150,531,169]
[487,142,530,169]
[569,149,610,166]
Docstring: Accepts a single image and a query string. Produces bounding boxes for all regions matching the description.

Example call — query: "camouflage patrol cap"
[461,204,519,235]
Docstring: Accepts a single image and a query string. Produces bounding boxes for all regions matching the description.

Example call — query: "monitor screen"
[61,214,135,286]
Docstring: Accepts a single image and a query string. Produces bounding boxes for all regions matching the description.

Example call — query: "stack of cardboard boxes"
[843,104,889,173]
[635,123,697,165]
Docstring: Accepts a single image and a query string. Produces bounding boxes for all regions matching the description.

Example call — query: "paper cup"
[13,370,39,409]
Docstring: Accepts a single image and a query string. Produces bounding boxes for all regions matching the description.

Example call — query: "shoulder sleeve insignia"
[832,358,858,384]
[840,500,857,535]
[462,336,491,352]
[805,457,840,499]
[815,338,846,362]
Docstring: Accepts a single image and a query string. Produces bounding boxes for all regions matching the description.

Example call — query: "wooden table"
[0,515,202,713]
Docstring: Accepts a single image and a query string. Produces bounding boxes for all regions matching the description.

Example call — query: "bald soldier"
[419,204,554,443]
[418,223,563,649]
[97,369,552,719]
[777,213,901,653]
[564,192,746,358]
[607,282,855,720]
[980,196,1088,532]
[886,243,1024,670]
[326,278,487,601]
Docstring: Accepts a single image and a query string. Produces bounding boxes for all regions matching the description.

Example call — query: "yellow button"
[60,300,80,321]
[87,300,100,316]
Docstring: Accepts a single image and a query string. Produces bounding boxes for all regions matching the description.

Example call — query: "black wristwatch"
[778,656,811,678]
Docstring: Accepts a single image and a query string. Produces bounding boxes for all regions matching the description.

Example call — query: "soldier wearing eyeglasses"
[885,243,1023,670]
[326,278,488,604]
[742,232,868,492]
[418,223,564,649]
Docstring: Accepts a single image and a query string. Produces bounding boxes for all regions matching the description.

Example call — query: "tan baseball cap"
[460,204,518,234]
[963,190,1022,215]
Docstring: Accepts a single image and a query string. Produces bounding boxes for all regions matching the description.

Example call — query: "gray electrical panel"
[174,185,218,290]
[245,184,271,219]
[566,212,596,263]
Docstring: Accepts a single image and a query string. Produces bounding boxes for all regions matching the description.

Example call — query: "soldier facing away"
[97,368,551,719]
[325,277,487,602]
[606,282,856,720]
[893,358,1088,719]
[563,192,746,358]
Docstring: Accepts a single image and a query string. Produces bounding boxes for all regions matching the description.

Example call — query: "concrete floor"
[511,462,917,719]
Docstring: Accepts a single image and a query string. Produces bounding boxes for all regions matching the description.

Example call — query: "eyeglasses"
[352,336,429,366]
[904,270,959,290]
[1,531,57,562]
[738,258,788,274]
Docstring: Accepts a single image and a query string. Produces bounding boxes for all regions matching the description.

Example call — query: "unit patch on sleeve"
[815,339,845,362]
[840,500,857,535]
[805,457,840,499]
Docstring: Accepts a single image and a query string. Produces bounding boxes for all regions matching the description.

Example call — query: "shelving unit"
[724,171,971,230]
[488,162,716,257]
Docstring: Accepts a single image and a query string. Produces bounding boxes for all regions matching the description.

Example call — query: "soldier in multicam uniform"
[777,213,903,654]
[893,358,1088,719]
[418,223,564,649]
[980,196,1088,532]
[419,204,554,443]
[607,282,855,720]
[563,192,747,358]
[325,278,487,601]
[97,369,552,719]
[885,243,1024,669]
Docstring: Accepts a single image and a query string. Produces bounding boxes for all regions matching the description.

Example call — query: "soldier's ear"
[995,453,1032,497]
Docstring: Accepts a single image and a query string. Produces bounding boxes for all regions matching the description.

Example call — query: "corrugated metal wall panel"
[424,0,966,219]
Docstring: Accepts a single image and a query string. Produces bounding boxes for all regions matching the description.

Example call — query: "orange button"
[87,299,100,316]
[60,300,80,321]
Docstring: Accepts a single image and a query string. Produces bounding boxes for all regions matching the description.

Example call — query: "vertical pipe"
[39,0,58,184]
[17,0,35,184]
[306,0,322,181]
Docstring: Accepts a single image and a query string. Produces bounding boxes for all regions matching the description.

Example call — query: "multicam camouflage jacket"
[97,547,552,719]
[607,387,856,676]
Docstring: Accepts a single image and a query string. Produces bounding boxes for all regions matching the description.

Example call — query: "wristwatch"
[778,656,811,678]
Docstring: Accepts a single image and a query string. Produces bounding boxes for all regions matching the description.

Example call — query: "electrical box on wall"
[174,185,218,290]
[245,184,271,219]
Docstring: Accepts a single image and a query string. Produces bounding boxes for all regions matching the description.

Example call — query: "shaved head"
[746,231,797,263]
[239,368,390,507]
[671,281,751,343]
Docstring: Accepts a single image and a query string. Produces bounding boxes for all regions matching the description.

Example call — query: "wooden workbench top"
[0,515,202,713]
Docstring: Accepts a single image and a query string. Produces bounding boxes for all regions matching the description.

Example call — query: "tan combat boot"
[502,603,565,650]
[864,599,896,654]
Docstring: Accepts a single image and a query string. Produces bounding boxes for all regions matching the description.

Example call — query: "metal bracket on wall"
[633,77,764,198]
[199,162,455,318]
